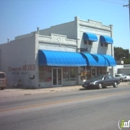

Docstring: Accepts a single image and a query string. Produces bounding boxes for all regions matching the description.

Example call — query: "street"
[0,85,130,130]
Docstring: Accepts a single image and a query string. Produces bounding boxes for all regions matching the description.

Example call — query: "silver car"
[115,74,130,82]
[0,72,7,90]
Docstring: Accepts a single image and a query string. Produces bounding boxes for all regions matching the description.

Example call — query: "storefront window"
[97,67,102,75]
[70,67,77,80]
[63,67,77,81]
[39,66,52,82]
[63,68,69,81]
[97,67,107,75]
[81,67,91,80]
[102,67,107,74]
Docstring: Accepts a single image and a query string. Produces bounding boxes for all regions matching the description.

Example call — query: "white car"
[115,74,130,82]
[0,72,7,90]
[124,75,130,81]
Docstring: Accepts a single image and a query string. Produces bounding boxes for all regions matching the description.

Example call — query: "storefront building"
[0,17,116,88]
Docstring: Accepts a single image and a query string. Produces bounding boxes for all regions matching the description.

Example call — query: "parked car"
[115,74,130,82]
[82,75,120,89]
[124,75,130,81]
[0,72,7,90]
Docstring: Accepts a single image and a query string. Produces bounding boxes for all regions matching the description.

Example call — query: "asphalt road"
[0,85,130,130]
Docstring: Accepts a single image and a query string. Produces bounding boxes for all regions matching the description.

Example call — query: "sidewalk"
[0,85,82,98]
[0,82,129,98]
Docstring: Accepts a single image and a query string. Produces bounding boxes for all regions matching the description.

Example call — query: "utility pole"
[123,0,130,30]
[123,0,130,56]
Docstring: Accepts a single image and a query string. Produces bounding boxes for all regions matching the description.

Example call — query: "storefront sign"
[8,64,35,71]
[8,64,35,75]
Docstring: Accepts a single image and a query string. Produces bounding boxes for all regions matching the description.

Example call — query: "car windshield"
[90,75,104,82]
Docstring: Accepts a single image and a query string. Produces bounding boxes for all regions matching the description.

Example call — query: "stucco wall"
[38,33,77,52]
[0,33,36,88]
[118,68,130,75]
[39,17,114,56]
[78,19,113,55]
[39,20,77,39]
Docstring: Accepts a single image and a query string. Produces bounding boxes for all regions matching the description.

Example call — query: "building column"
[75,17,81,85]
[110,25,115,77]
[34,31,39,88]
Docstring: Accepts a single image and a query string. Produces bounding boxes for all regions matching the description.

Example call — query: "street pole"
[129,0,130,32]
[123,0,130,31]
[110,25,114,76]
[123,0,130,58]
[128,0,130,54]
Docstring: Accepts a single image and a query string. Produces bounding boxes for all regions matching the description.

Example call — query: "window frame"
[84,40,93,46]
[100,42,108,47]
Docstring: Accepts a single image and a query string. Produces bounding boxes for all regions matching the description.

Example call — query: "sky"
[0,0,129,50]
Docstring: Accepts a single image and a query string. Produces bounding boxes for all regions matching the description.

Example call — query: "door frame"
[52,67,62,86]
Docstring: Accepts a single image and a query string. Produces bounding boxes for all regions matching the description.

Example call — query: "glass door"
[53,69,57,85]
[91,68,96,77]
[58,69,62,85]
[53,68,62,86]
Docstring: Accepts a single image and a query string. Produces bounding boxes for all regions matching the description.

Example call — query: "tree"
[114,47,130,64]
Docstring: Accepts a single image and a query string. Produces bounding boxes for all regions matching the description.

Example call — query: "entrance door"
[91,68,96,77]
[53,68,62,86]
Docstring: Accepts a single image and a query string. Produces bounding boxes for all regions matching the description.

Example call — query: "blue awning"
[83,32,98,42]
[81,53,98,66]
[103,55,116,66]
[91,54,110,66]
[39,50,87,66]
[81,53,116,66]
[100,35,113,44]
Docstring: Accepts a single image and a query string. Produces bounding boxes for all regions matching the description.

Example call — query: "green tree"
[114,47,130,64]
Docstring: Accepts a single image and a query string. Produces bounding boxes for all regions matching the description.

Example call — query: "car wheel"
[1,88,4,90]
[113,82,118,88]
[120,79,123,82]
[98,83,103,89]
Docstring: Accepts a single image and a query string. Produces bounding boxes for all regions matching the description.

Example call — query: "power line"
[123,0,129,7]
[100,0,126,5]
[123,4,129,7]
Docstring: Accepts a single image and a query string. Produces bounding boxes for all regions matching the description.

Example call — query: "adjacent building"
[0,17,116,88]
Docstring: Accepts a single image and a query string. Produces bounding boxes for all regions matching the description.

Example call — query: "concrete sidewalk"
[0,85,82,98]
[0,82,129,98]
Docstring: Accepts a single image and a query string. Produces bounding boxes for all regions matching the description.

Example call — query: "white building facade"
[0,17,116,88]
